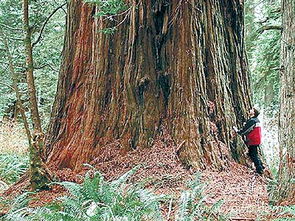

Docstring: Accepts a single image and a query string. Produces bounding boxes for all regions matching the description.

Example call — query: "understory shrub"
[2,167,228,221]
[3,165,165,221]
[273,205,295,220]
[0,122,29,192]
[174,174,228,221]
[0,154,28,185]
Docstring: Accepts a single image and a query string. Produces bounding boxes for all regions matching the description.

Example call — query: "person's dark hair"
[253,107,260,118]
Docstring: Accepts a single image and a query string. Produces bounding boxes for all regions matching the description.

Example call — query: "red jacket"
[238,117,262,146]
[246,125,262,145]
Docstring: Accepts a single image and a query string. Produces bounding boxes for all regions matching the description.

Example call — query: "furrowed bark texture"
[47,0,251,171]
[278,0,295,202]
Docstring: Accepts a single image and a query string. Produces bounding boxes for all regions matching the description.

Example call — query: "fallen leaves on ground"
[1,131,294,220]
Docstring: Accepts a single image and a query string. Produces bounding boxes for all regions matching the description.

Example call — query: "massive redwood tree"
[46,0,252,171]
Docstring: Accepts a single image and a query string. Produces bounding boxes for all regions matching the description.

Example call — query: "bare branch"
[32,3,67,48]
[34,63,58,72]
[0,82,15,91]
[258,25,283,34]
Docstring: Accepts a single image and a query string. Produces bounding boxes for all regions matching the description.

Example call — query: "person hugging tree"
[233,108,264,175]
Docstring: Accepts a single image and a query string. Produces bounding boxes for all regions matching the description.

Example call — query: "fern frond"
[2,166,166,221]
[111,165,141,188]
[5,207,31,221]
[54,181,82,197]
[81,171,104,201]
[136,188,164,220]
[175,191,191,221]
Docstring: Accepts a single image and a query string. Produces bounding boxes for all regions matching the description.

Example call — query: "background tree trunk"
[47,0,252,171]
[0,30,32,147]
[277,0,295,203]
[23,0,51,190]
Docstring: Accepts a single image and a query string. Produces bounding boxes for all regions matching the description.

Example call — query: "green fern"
[4,166,164,221]
[0,153,28,184]
[2,192,34,221]
[55,181,82,197]
[175,174,229,221]
[176,191,191,221]
[134,188,165,220]
[271,205,295,220]
[111,165,141,189]
[3,169,230,221]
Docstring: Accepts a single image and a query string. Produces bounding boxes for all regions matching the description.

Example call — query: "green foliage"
[268,170,295,207]
[48,166,164,220]
[0,0,65,126]
[0,122,28,191]
[1,192,34,221]
[245,0,281,115]
[174,174,228,221]
[84,0,129,34]
[262,205,295,220]
[84,0,128,16]
[2,169,230,221]
[98,27,117,34]
[251,30,280,115]
[245,1,283,206]
[273,205,295,220]
[3,166,165,221]
[0,153,28,184]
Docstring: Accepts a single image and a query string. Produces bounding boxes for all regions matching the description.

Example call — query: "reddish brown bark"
[47,0,251,171]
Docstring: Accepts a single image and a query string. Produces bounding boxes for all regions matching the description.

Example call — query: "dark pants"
[248,145,264,174]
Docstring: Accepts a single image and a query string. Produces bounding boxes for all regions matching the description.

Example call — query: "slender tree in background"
[0,31,32,147]
[0,0,66,123]
[23,0,51,190]
[277,0,295,202]
[23,0,42,132]
[47,0,253,171]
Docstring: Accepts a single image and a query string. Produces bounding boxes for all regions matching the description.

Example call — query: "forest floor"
[2,161,285,220]
[1,129,294,220]
[202,165,269,220]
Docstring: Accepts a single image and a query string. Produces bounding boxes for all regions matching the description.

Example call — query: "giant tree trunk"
[47,0,251,171]
[277,0,295,203]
